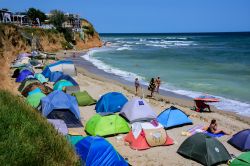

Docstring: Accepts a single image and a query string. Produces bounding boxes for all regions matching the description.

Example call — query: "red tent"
[124,129,174,150]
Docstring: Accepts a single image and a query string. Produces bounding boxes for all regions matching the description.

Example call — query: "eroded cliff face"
[0,24,30,92]
[0,23,102,91]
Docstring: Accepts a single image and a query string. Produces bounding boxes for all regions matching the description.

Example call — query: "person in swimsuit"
[205,119,230,135]
[134,78,140,96]
[155,77,161,93]
[148,78,156,97]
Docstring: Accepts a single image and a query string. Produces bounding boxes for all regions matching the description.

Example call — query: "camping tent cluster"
[10,53,129,165]
[10,52,250,166]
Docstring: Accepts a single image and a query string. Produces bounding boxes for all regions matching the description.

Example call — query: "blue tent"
[95,92,128,113]
[49,71,64,82]
[41,90,82,128]
[157,106,193,129]
[75,136,128,166]
[54,74,78,86]
[42,60,75,78]
[228,129,250,151]
[16,69,34,82]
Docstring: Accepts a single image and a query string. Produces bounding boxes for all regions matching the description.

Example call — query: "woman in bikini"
[205,119,230,135]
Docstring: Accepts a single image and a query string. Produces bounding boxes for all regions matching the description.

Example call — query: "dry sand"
[24,51,250,166]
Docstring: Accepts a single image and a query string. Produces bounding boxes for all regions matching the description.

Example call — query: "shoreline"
[60,51,250,125]
[53,50,250,165]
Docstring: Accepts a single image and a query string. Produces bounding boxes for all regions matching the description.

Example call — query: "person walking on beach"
[134,78,140,96]
[155,77,161,93]
[148,78,156,97]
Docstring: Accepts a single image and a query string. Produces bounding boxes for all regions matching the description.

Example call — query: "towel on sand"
[183,125,225,137]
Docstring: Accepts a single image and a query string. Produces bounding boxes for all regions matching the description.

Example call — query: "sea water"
[82,33,250,117]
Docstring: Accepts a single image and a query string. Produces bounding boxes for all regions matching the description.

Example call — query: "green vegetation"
[0,90,80,165]
[27,8,47,24]
[49,10,66,29]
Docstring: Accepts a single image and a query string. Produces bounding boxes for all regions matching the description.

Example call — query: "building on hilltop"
[0,9,29,25]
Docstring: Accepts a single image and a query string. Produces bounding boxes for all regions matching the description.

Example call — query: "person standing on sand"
[155,77,161,93]
[134,78,140,96]
[148,78,156,97]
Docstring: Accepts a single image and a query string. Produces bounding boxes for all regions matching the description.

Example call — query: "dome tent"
[34,73,48,84]
[48,71,64,82]
[125,122,174,150]
[228,129,250,151]
[157,106,193,129]
[26,92,46,108]
[85,113,130,137]
[177,133,231,166]
[72,91,96,106]
[75,136,128,166]
[95,92,128,113]
[53,74,78,86]
[53,80,74,91]
[40,90,82,128]
[120,97,157,123]
[16,69,34,82]
[42,60,76,78]
[230,152,250,166]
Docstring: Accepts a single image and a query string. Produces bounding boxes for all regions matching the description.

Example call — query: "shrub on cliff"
[0,90,80,165]
[27,8,47,24]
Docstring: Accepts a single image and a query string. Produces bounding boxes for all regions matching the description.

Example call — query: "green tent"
[53,80,74,91]
[177,133,231,166]
[18,79,40,92]
[85,113,130,137]
[230,152,250,166]
[72,91,96,106]
[26,92,46,108]
[66,135,85,146]
[34,73,48,83]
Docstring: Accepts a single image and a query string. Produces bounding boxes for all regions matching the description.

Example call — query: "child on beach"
[134,78,140,96]
[148,78,156,97]
[204,119,231,135]
[155,77,161,93]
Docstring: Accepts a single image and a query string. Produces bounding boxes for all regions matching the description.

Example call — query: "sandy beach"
[47,51,250,166]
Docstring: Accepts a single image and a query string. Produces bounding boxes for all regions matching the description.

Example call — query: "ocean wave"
[116,47,132,51]
[82,48,143,81]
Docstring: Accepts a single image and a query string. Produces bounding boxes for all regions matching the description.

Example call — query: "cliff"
[0,22,102,91]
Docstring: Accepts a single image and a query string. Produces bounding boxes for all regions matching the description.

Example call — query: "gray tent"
[47,119,68,135]
[120,97,157,123]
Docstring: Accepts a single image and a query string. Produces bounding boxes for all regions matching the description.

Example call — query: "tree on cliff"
[49,10,66,29]
[27,8,47,24]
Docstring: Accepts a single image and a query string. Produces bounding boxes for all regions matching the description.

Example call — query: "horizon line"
[99,31,250,34]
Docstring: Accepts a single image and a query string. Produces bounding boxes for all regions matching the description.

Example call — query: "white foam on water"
[116,47,132,51]
[82,48,143,82]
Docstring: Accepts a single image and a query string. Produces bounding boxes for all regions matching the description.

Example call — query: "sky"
[1,0,250,33]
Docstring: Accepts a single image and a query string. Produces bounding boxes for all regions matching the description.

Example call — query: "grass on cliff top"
[0,90,80,166]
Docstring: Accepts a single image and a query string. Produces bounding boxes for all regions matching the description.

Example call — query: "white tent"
[120,97,157,123]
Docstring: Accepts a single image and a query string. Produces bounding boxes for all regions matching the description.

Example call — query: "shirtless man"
[155,77,161,93]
